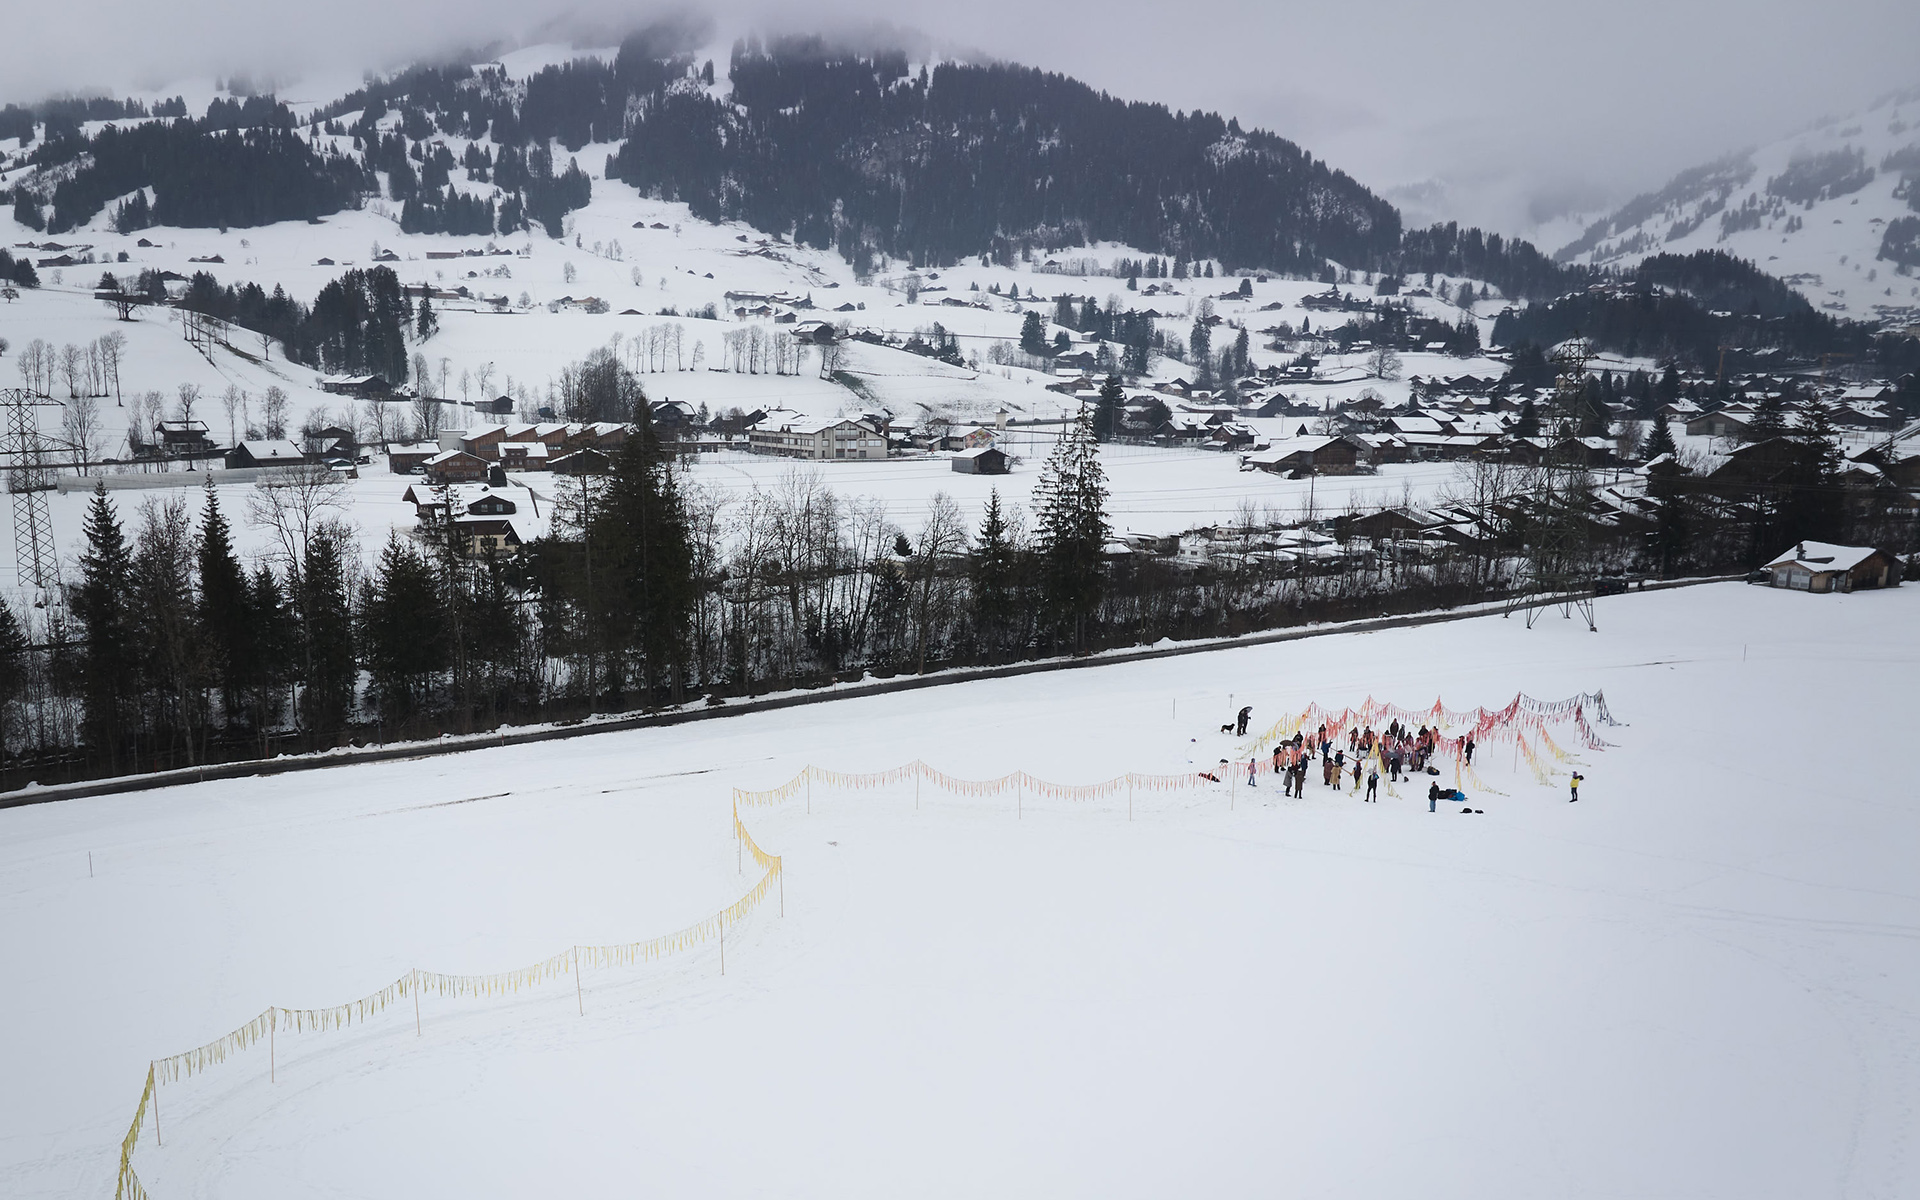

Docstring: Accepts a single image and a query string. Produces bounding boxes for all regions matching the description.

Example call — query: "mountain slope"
[1556,86,1920,330]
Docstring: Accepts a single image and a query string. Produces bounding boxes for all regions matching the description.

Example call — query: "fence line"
[111,690,1612,1196]
[114,817,786,1199]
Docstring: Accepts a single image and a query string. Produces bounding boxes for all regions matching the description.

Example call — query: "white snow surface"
[4,582,1919,1199]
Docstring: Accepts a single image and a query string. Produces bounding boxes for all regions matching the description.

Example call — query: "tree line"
[3,374,1906,788]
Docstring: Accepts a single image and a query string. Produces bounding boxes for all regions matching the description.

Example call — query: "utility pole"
[1,389,61,593]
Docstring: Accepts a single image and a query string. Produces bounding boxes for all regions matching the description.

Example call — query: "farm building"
[1761,542,1900,593]
[1242,435,1367,477]
[224,440,305,469]
[951,447,1010,475]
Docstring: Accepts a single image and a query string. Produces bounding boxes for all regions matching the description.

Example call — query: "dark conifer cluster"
[168,266,412,379]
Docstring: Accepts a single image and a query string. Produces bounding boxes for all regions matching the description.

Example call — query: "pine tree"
[71,484,139,768]
[971,490,1020,662]
[595,389,696,699]
[245,565,293,744]
[0,599,28,751]
[361,534,449,721]
[197,481,252,722]
[416,292,438,340]
[298,531,356,737]
[1746,391,1789,442]
[1019,310,1048,357]
[1189,319,1213,388]
[1034,408,1110,650]
[1515,398,1540,438]
[1656,363,1681,406]
[1093,373,1125,442]
[1787,396,1845,541]
[1644,410,1677,459]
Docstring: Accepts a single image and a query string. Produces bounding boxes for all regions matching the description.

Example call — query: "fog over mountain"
[7,0,1920,240]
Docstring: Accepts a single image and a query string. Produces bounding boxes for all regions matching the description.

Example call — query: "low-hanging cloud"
[8,0,1919,238]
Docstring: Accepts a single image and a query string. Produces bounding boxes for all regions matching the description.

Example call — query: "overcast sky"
[10,0,1920,239]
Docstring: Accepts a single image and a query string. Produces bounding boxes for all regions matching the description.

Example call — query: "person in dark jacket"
[1236,706,1253,736]
[1429,781,1440,812]
[1465,737,1475,765]
[1365,768,1379,802]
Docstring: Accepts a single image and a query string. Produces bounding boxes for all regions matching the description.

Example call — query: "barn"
[951,447,1010,475]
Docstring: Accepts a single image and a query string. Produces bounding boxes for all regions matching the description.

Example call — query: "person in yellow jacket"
[1569,772,1584,802]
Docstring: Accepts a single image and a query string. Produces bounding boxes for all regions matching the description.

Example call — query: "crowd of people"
[1216,701,1592,811]
[1232,712,1501,809]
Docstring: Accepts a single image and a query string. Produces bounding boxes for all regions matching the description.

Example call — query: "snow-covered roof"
[1763,541,1884,573]
[236,440,303,461]
[749,415,877,435]
[1242,435,1354,465]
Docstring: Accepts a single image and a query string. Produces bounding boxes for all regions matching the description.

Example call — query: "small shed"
[1762,542,1900,593]
[951,446,1010,475]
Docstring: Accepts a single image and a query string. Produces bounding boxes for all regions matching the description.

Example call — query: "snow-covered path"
[3,582,1917,1199]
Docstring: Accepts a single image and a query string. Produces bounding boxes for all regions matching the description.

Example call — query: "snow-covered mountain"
[1555,85,1920,331]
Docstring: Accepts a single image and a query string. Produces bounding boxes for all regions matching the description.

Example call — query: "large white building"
[746,415,887,461]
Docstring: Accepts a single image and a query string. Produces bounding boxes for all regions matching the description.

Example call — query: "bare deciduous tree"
[59,343,84,399]
[260,386,289,439]
[221,385,244,446]
[413,391,444,440]
[910,491,968,673]
[98,331,126,406]
[247,465,351,585]
[61,394,104,474]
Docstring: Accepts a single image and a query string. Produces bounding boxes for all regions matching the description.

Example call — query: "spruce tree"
[197,482,252,722]
[1093,374,1125,442]
[970,490,1021,662]
[245,565,293,743]
[1656,363,1681,407]
[1515,398,1540,438]
[71,485,139,768]
[1189,319,1213,388]
[1019,310,1048,357]
[0,599,28,752]
[1034,408,1110,650]
[362,533,449,721]
[1644,410,1677,459]
[298,532,356,738]
[416,292,438,340]
[1746,391,1789,442]
[589,384,696,700]
[1787,397,1845,541]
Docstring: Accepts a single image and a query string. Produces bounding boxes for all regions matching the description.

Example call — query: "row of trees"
[0,362,1122,782]
[10,351,1908,786]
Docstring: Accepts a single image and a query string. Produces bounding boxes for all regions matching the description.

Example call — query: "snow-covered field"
[4,581,1918,1199]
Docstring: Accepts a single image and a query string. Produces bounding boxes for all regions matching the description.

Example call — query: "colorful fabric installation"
[112,689,1613,1199]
